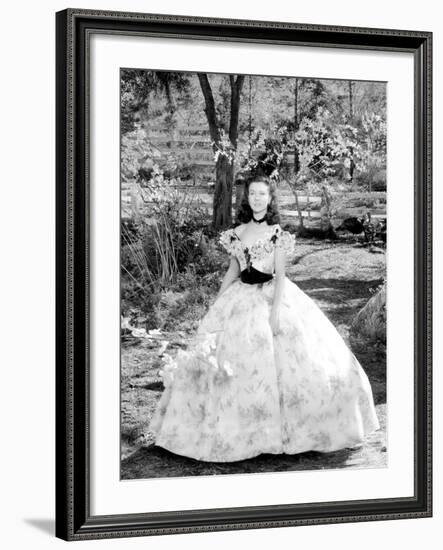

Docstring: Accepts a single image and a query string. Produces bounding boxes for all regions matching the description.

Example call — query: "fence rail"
[121,179,386,222]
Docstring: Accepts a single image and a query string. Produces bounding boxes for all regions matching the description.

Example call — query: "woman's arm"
[269,246,286,335]
[215,256,240,300]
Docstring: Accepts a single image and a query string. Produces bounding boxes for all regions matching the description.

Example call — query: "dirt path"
[121,239,387,479]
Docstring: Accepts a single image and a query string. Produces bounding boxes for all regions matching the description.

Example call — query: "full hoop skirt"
[149,276,380,462]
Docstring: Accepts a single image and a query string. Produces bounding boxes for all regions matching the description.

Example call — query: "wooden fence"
[135,124,304,182]
[122,179,386,223]
[122,125,386,222]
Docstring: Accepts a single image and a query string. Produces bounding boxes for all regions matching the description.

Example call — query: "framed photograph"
[55,8,432,541]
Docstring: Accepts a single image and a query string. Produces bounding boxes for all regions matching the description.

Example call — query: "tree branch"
[197,73,220,145]
[229,75,245,147]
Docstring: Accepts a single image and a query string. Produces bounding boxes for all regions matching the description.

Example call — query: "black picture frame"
[55,8,432,541]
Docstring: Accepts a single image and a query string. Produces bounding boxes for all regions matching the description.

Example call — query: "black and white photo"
[120,69,387,479]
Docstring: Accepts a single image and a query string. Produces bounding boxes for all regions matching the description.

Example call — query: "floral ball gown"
[149,223,380,462]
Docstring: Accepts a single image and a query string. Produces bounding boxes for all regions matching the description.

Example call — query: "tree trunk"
[293,189,304,229]
[140,92,150,133]
[348,81,355,183]
[248,76,252,151]
[293,78,300,174]
[198,73,244,230]
[235,177,244,219]
[349,146,355,183]
[288,177,304,229]
[290,81,303,229]
[348,81,354,119]
[213,155,234,228]
[228,74,244,148]
[320,185,335,236]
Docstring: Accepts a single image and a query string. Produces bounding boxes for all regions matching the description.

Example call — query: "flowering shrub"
[122,169,209,285]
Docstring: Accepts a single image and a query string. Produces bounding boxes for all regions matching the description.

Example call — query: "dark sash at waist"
[240,267,274,285]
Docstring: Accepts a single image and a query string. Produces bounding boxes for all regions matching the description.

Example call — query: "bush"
[160,287,213,332]
[121,177,210,289]
[121,223,226,331]
[353,168,386,192]
[121,277,162,329]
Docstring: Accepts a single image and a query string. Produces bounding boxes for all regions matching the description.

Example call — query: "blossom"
[158,353,178,388]
[222,361,234,377]
[159,331,229,388]
[207,355,219,370]
[194,332,217,355]
[158,340,169,355]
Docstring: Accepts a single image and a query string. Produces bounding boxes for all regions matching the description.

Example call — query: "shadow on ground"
[121,436,386,480]
[23,519,55,536]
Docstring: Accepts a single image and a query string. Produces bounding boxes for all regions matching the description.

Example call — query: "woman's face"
[247,181,270,213]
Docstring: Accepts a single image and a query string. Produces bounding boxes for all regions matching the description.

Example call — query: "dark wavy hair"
[236,175,280,225]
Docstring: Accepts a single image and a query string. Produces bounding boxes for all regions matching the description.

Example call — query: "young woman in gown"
[148,176,380,462]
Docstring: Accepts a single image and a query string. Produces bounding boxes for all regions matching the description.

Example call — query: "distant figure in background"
[336,216,366,235]
[336,212,386,245]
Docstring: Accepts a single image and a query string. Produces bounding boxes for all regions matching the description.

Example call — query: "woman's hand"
[269,307,281,336]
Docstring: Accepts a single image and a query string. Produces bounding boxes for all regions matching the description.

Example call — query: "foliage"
[212,128,237,165]
[121,160,211,325]
[121,69,191,133]
[121,127,159,182]
[121,216,229,337]
[121,70,387,198]
[122,126,196,184]
[123,188,208,283]
[212,107,385,191]
[293,108,357,183]
[357,113,387,191]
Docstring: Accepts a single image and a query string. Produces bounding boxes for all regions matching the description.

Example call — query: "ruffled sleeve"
[274,227,296,256]
[219,229,238,255]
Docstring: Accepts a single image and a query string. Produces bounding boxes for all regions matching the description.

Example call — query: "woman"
[148,176,380,462]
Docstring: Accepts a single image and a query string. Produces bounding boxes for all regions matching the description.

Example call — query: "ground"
[121,237,386,479]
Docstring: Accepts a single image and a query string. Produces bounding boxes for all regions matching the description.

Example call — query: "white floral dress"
[149,224,380,462]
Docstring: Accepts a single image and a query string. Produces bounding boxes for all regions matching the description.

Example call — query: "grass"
[120,236,386,479]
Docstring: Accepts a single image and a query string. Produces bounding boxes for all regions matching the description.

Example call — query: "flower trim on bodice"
[219,224,295,273]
